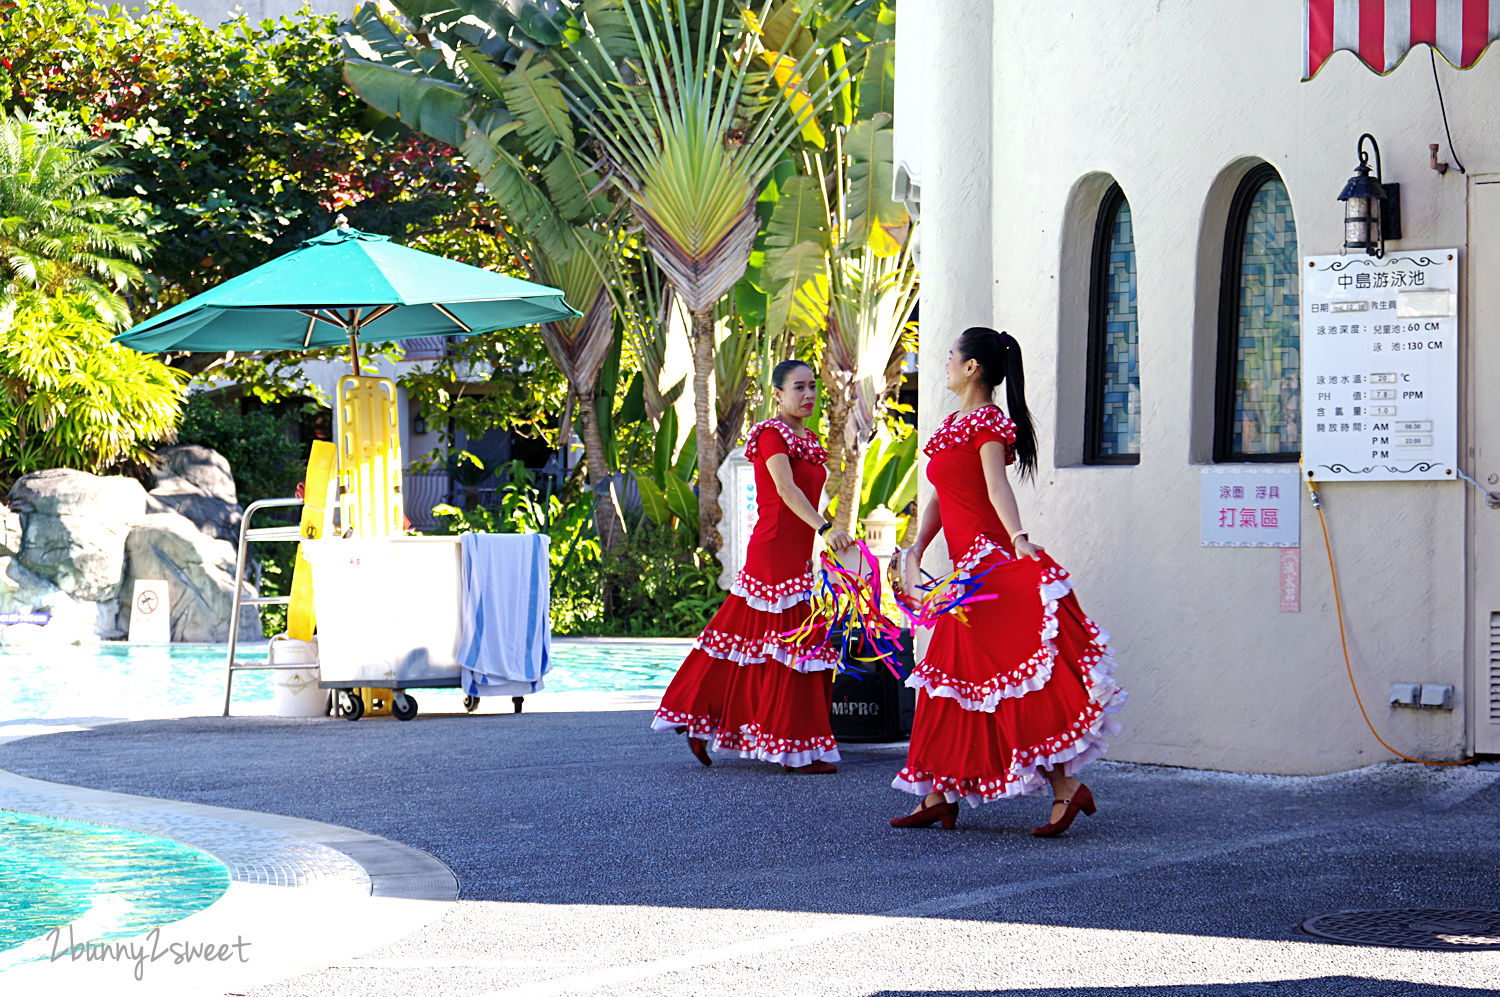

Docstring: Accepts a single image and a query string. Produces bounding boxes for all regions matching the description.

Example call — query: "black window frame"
[1084,182,1140,466]
[1214,163,1301,464]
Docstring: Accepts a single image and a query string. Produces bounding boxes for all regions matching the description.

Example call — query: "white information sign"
[713,446,758,588]
[127,578,171,644]
[1300,251,1459,481]
[1200,468,1301,547]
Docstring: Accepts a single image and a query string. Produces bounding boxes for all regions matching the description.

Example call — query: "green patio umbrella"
[114,221,580,367]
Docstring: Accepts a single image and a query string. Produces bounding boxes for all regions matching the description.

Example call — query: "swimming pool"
[0,640,683,724]
[0,809,230,962]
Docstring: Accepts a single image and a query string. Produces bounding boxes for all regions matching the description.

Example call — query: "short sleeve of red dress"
[747,423,790,463]
[973,411,1018,465]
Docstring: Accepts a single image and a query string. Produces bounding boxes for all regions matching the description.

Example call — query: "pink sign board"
[1279,546,1300,613]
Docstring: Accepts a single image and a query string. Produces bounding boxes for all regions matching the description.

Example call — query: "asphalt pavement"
[2,708,1497,996]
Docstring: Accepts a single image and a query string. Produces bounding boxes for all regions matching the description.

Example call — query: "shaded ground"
[3,711,1498,996]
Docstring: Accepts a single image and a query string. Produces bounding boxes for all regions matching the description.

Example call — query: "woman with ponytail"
[889,327,1125,835]
[652,360,853,774]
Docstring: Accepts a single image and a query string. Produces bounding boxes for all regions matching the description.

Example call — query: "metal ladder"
[222,496,307,716]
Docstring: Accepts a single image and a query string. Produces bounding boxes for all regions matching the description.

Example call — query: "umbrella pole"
[348,330,360,373]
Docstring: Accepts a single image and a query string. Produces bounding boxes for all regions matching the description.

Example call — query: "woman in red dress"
[891,327,1125,835]
[652,360,853,773]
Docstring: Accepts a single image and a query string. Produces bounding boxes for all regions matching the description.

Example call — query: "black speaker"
[829,631,916,742]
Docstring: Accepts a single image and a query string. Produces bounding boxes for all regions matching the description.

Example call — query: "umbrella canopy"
[114,223,580,360]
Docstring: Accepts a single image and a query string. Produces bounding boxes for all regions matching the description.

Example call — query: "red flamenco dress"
[895,405,1126,805]
[651,419,841,766]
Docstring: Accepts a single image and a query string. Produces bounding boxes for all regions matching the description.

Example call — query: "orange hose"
[1315,499,1471,766]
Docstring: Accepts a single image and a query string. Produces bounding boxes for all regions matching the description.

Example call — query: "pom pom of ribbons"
[778,540,907,679]
[891,550,999,628]
[777,541,1000,679]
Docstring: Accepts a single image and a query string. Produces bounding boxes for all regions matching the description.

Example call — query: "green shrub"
[175,395,306,505]
[596,524,722,637]
[0,292,187,488]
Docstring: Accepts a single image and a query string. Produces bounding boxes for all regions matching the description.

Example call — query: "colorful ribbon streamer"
[778,541,1000,679]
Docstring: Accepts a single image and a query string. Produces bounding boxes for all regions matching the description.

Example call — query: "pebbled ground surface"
[2,709,1498,997]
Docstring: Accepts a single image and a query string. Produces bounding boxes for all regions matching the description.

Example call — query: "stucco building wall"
[172,0,344,25]
[907,0,1496,773]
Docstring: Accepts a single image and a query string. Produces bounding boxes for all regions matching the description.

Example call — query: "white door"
[1467,177,1500,754]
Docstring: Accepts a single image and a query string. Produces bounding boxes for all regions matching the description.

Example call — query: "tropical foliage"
[750,4,917,531]
[0,292,187,485]
[0,107,186,489]
[0,0,471,309]
[0,0,918,638]
[0,113,147,328]
[342,0,868,553]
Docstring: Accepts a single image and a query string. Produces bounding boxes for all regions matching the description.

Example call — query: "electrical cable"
[1430,48,1467,174]
[1309,478,1472,766]
[1455,466,1492,498]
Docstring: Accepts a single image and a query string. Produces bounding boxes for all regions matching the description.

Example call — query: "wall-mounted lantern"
[1337,133,1402,257]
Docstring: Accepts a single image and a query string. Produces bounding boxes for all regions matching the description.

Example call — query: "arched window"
[1085,183,1140,463]
[1215,164,1300,462]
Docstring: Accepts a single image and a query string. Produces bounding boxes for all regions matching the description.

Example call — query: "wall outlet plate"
[1389,682,1422,706]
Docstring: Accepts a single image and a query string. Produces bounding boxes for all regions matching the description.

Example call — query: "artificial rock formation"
[146,445,243,543]
[9,469,146,603]
[1,455,259,643]
[116,513,259,643]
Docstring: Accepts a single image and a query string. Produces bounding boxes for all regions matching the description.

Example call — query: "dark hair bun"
[771,358,814,390]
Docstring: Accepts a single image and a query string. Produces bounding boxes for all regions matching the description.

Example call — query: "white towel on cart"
[456,533,551,697]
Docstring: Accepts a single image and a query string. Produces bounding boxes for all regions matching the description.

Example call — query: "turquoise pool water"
[0,809,230,959]
[0,640,682,724]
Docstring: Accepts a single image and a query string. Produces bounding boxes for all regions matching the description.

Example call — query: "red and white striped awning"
[1304,0,1500,79]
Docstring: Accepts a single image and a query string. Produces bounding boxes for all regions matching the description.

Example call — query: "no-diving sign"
[128,579,170,644]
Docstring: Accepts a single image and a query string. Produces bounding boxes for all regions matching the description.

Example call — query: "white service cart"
[302,536,513,720]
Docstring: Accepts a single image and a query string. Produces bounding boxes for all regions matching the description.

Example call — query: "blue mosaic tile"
[1230,178,1300,456]
[1094,197,1140,457]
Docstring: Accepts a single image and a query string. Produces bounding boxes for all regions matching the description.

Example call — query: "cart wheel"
[339,691,364,722]
[512,696,524,714]
[392,692,418,722]
[463,695,480,714]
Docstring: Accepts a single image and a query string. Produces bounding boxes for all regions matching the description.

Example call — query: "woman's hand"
[823,527,854,554]
[901,545,925,599]
[1013,537,1041,560]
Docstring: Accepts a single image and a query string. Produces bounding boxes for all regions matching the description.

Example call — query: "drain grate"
[1301,909,1500,950]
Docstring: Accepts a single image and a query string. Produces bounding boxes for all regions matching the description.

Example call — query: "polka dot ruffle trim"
[743,419,828,465]
[730,569,814,613]
[923,405,1017,459]
[892,696,1120,806]
[694,624,840,673]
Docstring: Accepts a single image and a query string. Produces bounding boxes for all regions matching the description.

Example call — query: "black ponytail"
[955,326,1038,480]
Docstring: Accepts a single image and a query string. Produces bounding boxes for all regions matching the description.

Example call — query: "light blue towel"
[456,533,551,697]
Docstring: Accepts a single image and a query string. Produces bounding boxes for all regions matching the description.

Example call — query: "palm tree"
[344,0,859,552]
[758,5,916,532]
[550,0,858,552]
[343,2,637,552]
[0,113,147,329]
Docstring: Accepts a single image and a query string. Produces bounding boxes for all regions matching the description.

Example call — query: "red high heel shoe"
[688,737,713,767]
[781,761,837,774]
[890,799,959,829]
[1031,783,1096,837]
